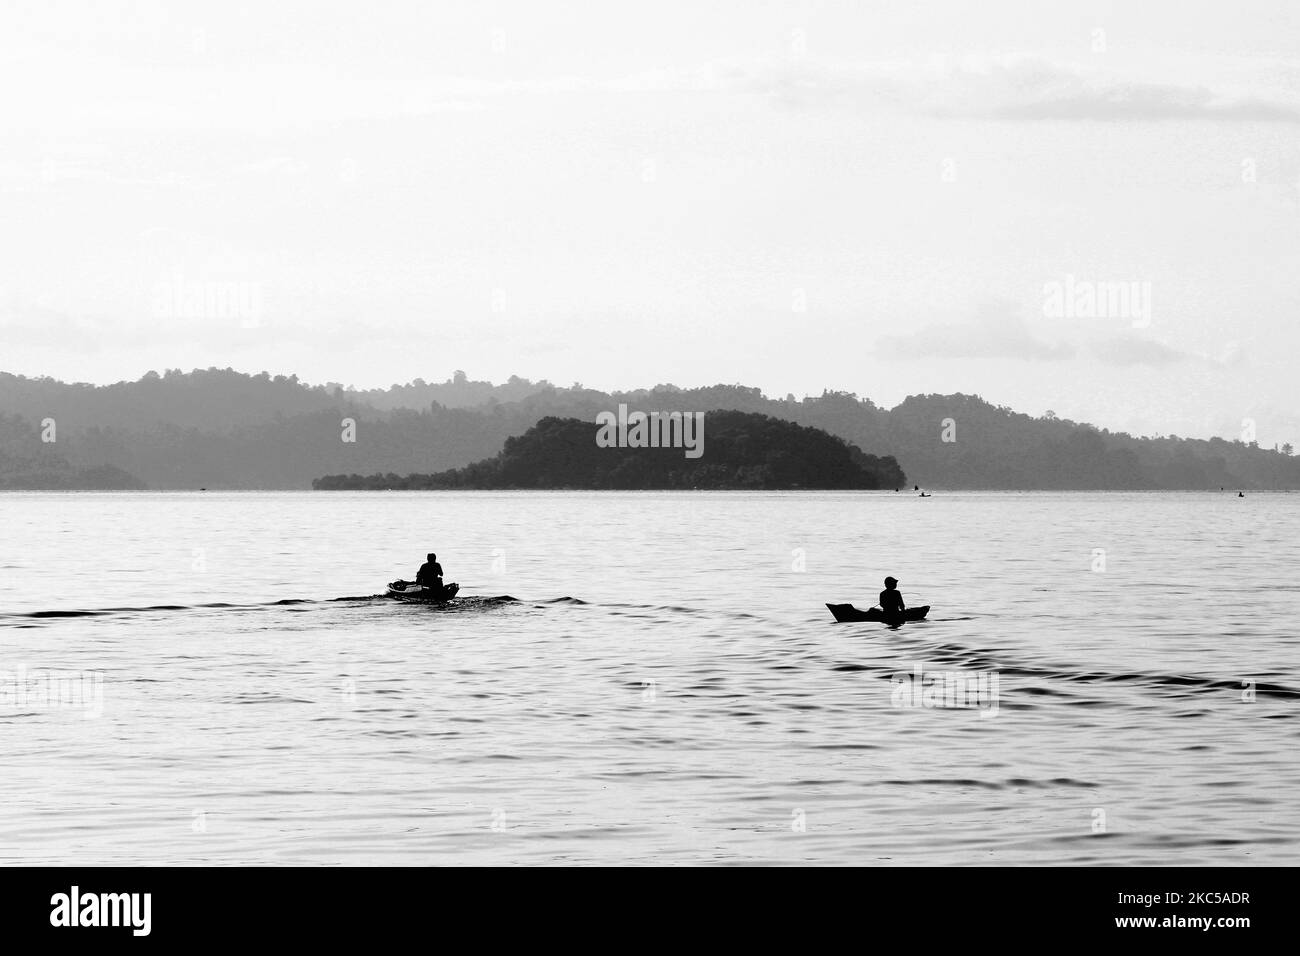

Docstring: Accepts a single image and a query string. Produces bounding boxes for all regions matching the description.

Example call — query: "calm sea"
[1,491,1296,865]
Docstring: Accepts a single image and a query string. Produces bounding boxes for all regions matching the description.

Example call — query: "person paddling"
[879,576,906,619]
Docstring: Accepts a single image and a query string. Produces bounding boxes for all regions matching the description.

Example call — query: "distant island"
[1,368,1297,490]
[312,412,906,490]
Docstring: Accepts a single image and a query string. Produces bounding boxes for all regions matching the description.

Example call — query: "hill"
[0,415,146,489]
[312,412,906,490]
[0,368,1296,489]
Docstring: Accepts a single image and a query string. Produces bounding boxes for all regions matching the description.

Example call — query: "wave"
[0,593,525,622]
[4,593,752,623]
[835,635,1300,701]
[597,600,763,620]
[873,776,1099,790]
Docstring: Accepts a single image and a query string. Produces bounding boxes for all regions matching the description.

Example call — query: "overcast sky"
[2,1,1299,443]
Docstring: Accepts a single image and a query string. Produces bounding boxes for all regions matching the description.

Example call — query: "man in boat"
[416,552,444,590]
[879,576,906,618]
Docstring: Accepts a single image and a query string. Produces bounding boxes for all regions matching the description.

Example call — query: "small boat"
[826,603,930,623]
[387,580,460,602]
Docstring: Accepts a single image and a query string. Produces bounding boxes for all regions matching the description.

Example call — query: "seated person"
[879,576,905,617]
[416,552,443,589]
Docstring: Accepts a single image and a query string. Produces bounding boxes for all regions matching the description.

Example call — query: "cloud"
[1088,336,1189,366]
[881,312,1246,369]
[1211,341,1249,367]
[1088,335,1253,367]
[656,53,1300,124]
[978,60,1300,122]
[233,157,310,177]
[875,305,1075,361]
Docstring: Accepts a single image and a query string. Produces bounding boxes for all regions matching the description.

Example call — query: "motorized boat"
[386,580,460,602]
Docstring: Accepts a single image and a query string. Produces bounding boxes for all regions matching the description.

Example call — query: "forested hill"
[0,368,557,430]
[0,415,145,489]
[313,413,906,490]
[0,368,1296,489]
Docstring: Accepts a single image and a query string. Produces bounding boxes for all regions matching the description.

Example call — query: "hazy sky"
[2,1,1299,443]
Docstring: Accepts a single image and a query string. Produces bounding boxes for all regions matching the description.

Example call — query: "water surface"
[1,491,1296,864]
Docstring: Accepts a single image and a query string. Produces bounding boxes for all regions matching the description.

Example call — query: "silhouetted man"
[416,552,443,589]
[880,576,905,618]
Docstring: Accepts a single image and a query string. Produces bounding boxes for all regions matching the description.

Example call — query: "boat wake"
[0,594,525,623]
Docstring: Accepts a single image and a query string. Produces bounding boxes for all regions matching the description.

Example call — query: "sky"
[2,0,1299,444]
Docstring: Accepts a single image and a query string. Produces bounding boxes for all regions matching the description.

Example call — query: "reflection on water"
[0,490,1296,864]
